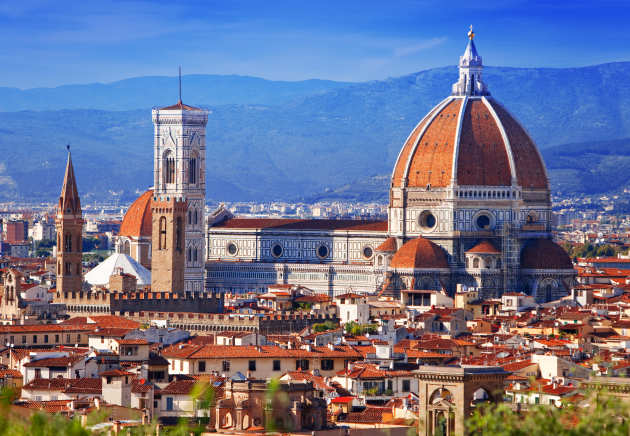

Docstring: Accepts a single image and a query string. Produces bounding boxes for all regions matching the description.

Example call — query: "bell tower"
[151,78,208,292]
[55,147,84,293]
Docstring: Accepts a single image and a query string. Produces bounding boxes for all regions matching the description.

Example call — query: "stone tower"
[152,98,208,292]
[56,149,84,293]
[150,196,187,292]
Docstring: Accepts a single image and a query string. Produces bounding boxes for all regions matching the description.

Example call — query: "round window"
[227,243,238,256]
[419,210,437,231]
[476,214,491,230]
[317,245,329,259]
[362,246,374,259]
[271,244,283,258]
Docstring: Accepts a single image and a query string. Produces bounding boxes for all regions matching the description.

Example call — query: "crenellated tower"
[152,96,208,292]
[56,148,84,293]
[150,195,187,292]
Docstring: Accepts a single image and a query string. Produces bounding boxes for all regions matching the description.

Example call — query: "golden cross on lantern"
[468,25,475,40]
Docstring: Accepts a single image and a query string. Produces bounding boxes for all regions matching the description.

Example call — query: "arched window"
[188,155,197,184]
[188,210,192,225]
[76,263,81,275]
[159,216,167,250]
[123,240,130,255]
[473,258,480,268]
[194,248,198,262]
[187,248,191,262]
[64,233,72,251]
[194,210,198,225]
[176,217,182,252]
[163,150,175,184]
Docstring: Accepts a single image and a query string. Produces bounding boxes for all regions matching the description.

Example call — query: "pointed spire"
[452,25,489,96]
[178,66,182,104]
[58,145,81,215]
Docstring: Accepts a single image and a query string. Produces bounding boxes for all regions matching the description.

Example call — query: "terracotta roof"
[389,237,449,269]
[159,100,203,111]
[391,96,548,190]
[521,239,573,270]
[489,100,548,189]
[117,339,149,345]
[23,355,84,367]
[62,315,140,329]
[119,190,153,238]
[23,378,101,394]
[213,218,387,232]
[467,240,500,254]
[376,237,397,252]
[160,379,198,395]
[162,344,362,360]
[331,396,355,403]
[457,99,511,186]
[100,369,134,377]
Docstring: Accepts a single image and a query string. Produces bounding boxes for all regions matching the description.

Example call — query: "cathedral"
[117,29,576,302]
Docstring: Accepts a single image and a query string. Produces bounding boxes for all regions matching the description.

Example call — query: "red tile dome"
[389,237,449,269]
[391,97,548,190]
[466,239,500,254]
[119,190,153,238]
[520,239,573,270]
[376,237,397,253]
[391,31,548,192]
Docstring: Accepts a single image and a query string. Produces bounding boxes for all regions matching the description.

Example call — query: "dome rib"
[449,95,468,184]
[402,98,463,188]
[391,97,451,187]
[488,100,549,189]
[482,96,517,183]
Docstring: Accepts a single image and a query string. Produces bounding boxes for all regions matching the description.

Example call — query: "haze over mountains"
[1,62,630,203]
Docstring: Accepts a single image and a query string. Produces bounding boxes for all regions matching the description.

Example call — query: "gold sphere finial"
[468,24,475,40]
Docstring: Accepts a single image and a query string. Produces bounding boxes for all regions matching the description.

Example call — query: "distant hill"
[542,137,630,195]
[1,62,630,202]
[0,75,351,111]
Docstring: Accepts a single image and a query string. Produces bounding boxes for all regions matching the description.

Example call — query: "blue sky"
[1,0,628,88]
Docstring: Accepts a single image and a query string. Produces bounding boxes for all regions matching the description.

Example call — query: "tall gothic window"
[194,210,198,225]
[188,156,197,184]
[64,233,72,251]
[159,216,167,250]
[176,217,182,252]
[163,150,175,184]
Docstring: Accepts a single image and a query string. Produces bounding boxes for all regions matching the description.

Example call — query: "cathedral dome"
[119,190,153,238]
[391,33,548,191]
[520,239,573,270]
[389,237,449,269]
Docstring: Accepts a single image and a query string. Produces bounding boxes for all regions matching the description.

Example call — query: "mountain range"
[1,62,630,203]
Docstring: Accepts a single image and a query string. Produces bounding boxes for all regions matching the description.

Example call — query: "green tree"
[467,392,629,436]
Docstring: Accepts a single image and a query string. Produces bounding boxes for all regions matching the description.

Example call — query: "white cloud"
[393,37,447,57]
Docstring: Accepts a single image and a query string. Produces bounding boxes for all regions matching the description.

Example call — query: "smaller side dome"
[521,239,573,270]
[376,237,397,253]
[390,237,449,269]
[467,240,500,254]
[119,190,153,238]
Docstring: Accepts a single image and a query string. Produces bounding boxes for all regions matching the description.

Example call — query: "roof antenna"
[178,66,182,104]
